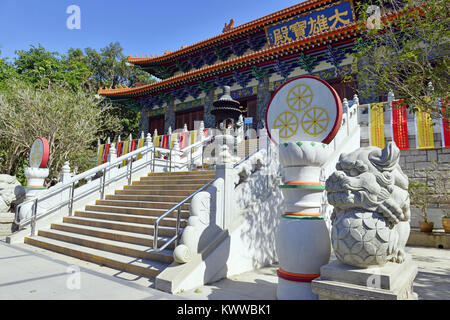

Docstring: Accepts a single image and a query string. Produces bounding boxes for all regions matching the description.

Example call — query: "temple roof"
[127,0,338,65]
[98,22,359,98]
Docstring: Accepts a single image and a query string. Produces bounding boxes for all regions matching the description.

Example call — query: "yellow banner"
[136,138,145,160]
[121,140,130,167]
[369,103,385,149]
[97,144,105,165]
[170,133,179,149]
[190,130,198,153]
[153,135,161,147]
[415,110,435,149]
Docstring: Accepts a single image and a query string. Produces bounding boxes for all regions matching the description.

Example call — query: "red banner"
[441,98,450,148]
[391,100,409,150]
[116,141,123,157]
[180,131,189,150]
[161,135,169,149]
[130,139,137,152]
[103,144,110,163]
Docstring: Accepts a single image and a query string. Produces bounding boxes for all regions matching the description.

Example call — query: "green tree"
[0,42,155,183]
[353,0,449,120]
[82,42,154,139]
[0,78,121,184]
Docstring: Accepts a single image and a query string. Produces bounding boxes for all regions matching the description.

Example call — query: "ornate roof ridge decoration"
[98,22,359,97]
[127,0,336,65]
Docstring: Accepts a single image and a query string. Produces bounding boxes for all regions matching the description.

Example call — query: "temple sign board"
[265,0,355,46]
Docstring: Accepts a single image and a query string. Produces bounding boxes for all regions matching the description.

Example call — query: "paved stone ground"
[0,239,180,300]
[177,246,450,300]
[1,236,449,300]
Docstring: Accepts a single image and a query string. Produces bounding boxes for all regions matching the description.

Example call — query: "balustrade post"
[145,132,153,171]
[215,144,234,229]
[387,89,395,107]
[107,143,118,190]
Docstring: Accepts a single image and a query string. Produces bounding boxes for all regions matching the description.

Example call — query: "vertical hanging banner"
[391,100,409,150]
[103,144,111,163]
[415,108,435,149]
[180,131,189,150]
[170,133,178,149]
[97,144,105,165]
[368,103,385,149]
[161,135,169,149]
[116,141,123,157]
[121,140,130,167]
[441,98,450,148]
[136,137,145,160]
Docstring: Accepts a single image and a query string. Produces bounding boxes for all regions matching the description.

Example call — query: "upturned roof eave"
[99,23,359,98]
[127,0,336,65]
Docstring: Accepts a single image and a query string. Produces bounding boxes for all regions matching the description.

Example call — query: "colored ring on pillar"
[281,214,324,220]
[284,181,323,185]
[277,268,320,282]
[279,184,325,190]
[284,212,321,217]
[24,185,46,189]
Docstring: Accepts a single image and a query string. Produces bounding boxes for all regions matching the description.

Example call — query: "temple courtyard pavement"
[0,236,448,300]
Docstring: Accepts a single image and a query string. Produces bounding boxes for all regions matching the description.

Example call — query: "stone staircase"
[24,170,216,279]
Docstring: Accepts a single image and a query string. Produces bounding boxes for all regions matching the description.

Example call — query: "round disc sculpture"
[266,76,342,300]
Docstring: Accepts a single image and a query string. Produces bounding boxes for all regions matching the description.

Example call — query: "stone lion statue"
[325,142,411,268]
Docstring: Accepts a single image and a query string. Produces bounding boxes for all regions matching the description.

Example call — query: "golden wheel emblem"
[274,111,299,139]
[286,84,314,111]
[301,107,329,136]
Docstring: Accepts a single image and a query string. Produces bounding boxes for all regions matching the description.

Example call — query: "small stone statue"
[325,142,411,268]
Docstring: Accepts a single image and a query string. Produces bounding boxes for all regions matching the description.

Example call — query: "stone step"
[74,210,187,228]
[63,216,177,237]
[50,222,173,248]
[147,170,215,177]
[138,178,213,184]
[128,183,205,190]
[25,236,168,278]
[106,194,191,203]
[84,205,190,219]
[116,189,197,197]
[36,228,173,264]
[144,174,216,180]
[95,199,190,210]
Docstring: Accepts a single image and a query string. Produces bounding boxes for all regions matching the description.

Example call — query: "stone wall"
[400,147,450,209]
[358,108,449,228]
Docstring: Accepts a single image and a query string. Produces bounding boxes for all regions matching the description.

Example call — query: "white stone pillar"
[276,141,332,300]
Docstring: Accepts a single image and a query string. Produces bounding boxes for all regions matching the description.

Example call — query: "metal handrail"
[153,177,218,252]
[153,144,265,252]
[180,135,213,154]
[16,141,190,234]
[232,148,261,168]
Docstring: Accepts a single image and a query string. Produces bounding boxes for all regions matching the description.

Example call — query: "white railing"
[14,132,215,238]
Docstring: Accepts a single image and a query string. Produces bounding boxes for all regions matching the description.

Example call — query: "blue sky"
[0,0,303,60]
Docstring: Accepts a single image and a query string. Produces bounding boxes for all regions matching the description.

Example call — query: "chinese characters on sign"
[267,0,354,46]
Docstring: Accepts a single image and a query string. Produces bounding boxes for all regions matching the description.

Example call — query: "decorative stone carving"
[325,141,411,268]
[173,191,211,264]
[0,174,25,212]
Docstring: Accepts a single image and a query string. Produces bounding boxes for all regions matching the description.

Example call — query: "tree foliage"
[0,42,155,184]
[0,79,121,184]
[354,0,449,120]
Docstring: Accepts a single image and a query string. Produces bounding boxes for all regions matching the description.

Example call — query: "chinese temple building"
[98,0,362,135]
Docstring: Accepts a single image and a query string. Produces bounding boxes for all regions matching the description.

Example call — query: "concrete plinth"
[0,212,15,236]
[311,255,418,300]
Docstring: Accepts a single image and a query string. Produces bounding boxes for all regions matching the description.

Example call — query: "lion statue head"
[325,142,411,267]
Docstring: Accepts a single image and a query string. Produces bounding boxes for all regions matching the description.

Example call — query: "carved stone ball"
[331,210,397,268]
